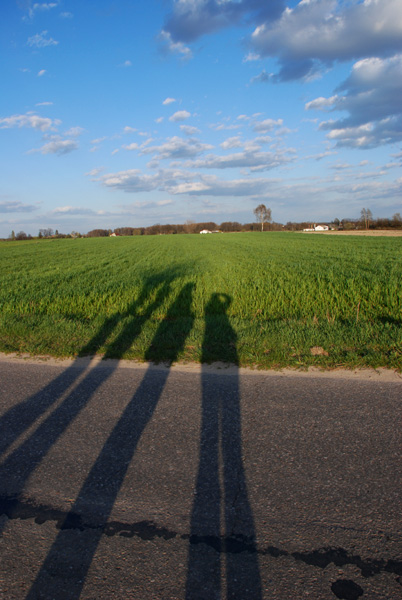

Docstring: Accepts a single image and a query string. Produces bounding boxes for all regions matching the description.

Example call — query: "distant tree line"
[3,210,401,241]
[85,220,284,237]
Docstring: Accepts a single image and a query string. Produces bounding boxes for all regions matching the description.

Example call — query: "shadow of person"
[25,282,195,600]
[186,293,262,600]
[0,276,173,496]
[0,268,177,459]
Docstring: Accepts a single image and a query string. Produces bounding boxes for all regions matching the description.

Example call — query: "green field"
[0,233,401,369]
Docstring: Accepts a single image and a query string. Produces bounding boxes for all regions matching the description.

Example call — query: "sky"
[1,0,402,237]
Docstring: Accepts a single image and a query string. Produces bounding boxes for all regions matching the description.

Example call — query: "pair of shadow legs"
[10,291,261,599]
[0,272,175,459]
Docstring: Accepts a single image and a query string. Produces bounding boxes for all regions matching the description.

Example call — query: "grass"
[0,232,401,370]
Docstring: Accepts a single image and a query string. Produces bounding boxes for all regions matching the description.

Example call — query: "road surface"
[0,355,401,599]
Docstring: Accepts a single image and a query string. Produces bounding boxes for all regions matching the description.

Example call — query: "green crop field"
[0,232,401,369]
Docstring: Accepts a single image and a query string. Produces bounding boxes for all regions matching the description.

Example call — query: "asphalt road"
[0,356,401,600]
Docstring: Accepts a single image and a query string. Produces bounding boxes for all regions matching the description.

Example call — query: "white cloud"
[123,126,137,133]
[122,143,139,151]
[243,52,261,62]
[64,126,84,137]
[38,69,46,77]
[35,101,53,106]
[85,167,104,177]
[253,118,283,132]
[180,125,201,135]
[169,175,274,197]
[27,3,58,19]
[27,31,59,48]
[0,113,60,132]
[155,117,164,123]
[305,96,338,111]
[209,122,241,131]
[30,139,78,155]
[0,200,38,213]
[180,148,294,172]
[163,97,176,105]
[99,169,161,193]
[123,60,132,67]
[251,0,402,81]
[141,136,213,159]
[159,30,192,59]
[52,206,98,215]
[220,136,242,150]
[169,110,191,122]
[60,12,73,18]
[308,54,402,148]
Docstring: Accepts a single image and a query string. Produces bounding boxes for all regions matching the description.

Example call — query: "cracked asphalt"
[0,356,401,599]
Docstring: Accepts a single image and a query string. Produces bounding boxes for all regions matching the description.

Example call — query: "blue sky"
[1,0,402,237]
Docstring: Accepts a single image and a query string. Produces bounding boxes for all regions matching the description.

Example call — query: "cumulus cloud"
[64,126,84,137]
[251,0,402,81]
[99,169,161,193]
[85,167,104,177]
[169,110,191,122]
[307,54,402,147]
[38,69,46,77]
[30,139,78,155]
[123,126,137,133]
[163,97,176,105]
[220,136,243,150]
[253,118,283,132]
[162,0,284,44]
[27,30,59,48]
[96,165,275,198]
[180,148,294,172]
[52,206,98,215]
[0,113,60,132]
[122,143,139,151]
[305,96,338,111]
[169,174,273,197]
[0,200,38,213]
[141,136,213,159]
[180,125,201,135]
[209,122,241,131]
[159,30,192,59]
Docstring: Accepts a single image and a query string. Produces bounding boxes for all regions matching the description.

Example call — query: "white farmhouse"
[303,224,329,232]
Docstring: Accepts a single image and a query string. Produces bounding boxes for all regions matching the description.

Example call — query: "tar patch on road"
[1,493,401,599]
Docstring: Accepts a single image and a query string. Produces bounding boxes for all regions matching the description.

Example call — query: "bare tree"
[360,208,373,229]
[253,204,272,231]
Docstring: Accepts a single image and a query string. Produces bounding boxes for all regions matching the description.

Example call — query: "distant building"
[303,224,329,232]
[200,229,212,234]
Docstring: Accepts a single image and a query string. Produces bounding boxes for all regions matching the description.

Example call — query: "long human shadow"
[0,269,177,458]
[186,293,262,599]
[0,269,179,519]
[25,282,195,599]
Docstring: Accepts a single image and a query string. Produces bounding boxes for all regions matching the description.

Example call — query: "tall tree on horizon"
[254,204,272,231]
